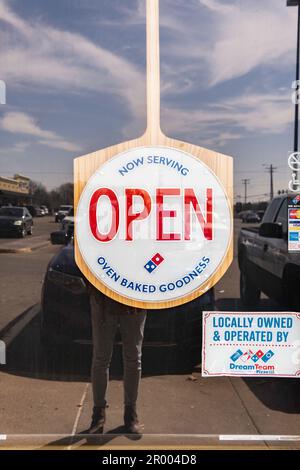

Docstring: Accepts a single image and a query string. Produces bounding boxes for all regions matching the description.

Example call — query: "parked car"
[25,205,43,217]
[38,207,45,216]
[41,227,214,367]
[256,210,265,221]
[40,205,49,215]
[238,195,300,308]
[241,211,260,223]
[55,205,73,223]
[61,207,74,231]
[0,206,33,238]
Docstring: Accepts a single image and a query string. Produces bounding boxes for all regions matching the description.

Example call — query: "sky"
[0,0,298,202]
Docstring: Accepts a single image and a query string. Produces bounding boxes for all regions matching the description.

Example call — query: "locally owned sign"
[202,312,300,377]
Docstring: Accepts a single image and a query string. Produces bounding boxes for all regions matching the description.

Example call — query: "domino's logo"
[230,349,243,362]
[261,350,274,363]
[144,253,164,273]
[292,195,300,205]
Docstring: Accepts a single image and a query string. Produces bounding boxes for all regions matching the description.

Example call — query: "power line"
[235,167,286,174]
[0,170,73,175]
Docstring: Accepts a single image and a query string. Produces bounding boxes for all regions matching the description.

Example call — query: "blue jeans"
[90,294,147,408]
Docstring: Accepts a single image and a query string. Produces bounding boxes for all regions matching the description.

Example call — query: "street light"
[287,0,300,190]
[287,0,300,154]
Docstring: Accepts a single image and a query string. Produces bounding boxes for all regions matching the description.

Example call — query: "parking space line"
[219,434,300,441]
[69,383,90,441]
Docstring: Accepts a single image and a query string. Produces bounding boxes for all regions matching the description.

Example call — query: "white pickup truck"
[238,195,300,309]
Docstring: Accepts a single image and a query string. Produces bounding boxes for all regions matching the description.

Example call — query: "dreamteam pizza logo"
[76,146,232,305]
[230,349,275,374]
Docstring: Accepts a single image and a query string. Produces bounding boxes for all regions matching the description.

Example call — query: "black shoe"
[88,406,106,434]
[124,406,142,435]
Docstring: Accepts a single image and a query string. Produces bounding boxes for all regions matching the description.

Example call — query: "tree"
[56,183,74,205]
[29,181,74,210]
[49,183,74,210]
[29,181,50,207]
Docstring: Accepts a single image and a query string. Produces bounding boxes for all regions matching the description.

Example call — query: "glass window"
[0,207,23,217]
[275,198,288,235]
[262,198,282,223]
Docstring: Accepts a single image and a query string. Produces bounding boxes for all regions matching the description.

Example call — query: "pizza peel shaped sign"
[75,146,232,308]
[74,1,233,309]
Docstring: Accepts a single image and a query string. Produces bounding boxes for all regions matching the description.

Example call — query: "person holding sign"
[88,286,147,435]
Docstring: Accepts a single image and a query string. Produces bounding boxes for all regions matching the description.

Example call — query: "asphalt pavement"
[0,218,300,449]
[0,244,59,333]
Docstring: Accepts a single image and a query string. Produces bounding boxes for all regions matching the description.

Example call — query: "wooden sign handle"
[146,0,163,141]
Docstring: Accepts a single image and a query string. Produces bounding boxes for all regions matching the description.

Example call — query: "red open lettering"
[156,188,181,241]
[89,187,213,242]
[184,188,213,240]
[89,188,119,242]
[125,188,152,241]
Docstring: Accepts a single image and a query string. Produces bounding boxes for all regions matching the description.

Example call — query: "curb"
[0,240,50,254]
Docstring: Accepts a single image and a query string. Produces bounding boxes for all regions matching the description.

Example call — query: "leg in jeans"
[90,294,118,408]
[119,310,147,408]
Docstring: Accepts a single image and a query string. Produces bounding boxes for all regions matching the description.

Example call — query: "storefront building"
[0,174,31,206]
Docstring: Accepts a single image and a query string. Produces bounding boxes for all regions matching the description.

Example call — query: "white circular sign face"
[76,146,232,304]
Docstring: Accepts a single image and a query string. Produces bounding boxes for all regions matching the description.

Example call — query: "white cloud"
[0,140,30,154]
[200,132,243,148]
[0,0,295,152]
[198,0,296,86]
[13,141,30,152]
[37,139,80,152]
[154,0,297,96]
[0,0,30,36]
[162,89,292,148]
[97,0,183,32]
[1,112,57,139]
[0,112,81,152]
[0,0,145,122]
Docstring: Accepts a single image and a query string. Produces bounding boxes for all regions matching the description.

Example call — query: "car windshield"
[0,207,23,217]
[60,206,72,211]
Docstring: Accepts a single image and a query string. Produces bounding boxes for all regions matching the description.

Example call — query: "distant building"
[0,174,31,206]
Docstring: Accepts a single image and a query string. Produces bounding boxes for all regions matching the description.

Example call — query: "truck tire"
[240,270,261,306]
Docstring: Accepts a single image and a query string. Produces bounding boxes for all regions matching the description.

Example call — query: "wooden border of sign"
[74,0,233,309]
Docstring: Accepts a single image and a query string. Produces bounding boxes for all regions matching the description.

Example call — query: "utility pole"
[242,179,250,205]
[263,164,277,200]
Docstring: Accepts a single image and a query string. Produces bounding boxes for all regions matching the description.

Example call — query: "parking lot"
[0,217,300,449]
